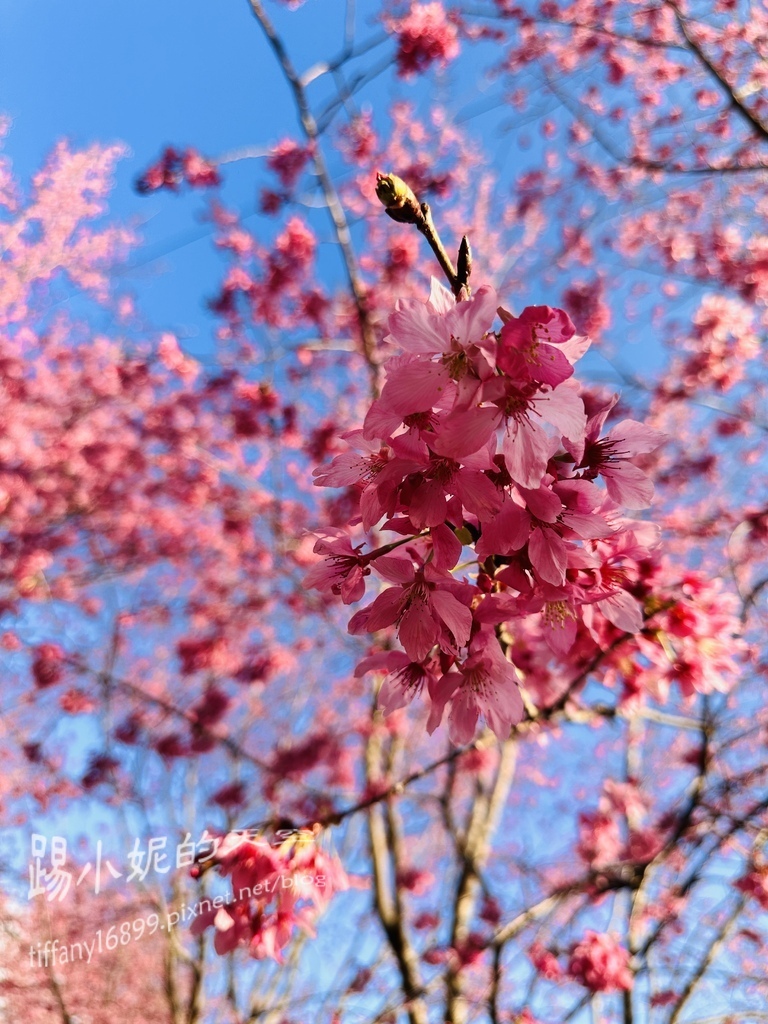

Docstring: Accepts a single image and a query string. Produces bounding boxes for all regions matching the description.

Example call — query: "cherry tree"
[2,2,767,1023]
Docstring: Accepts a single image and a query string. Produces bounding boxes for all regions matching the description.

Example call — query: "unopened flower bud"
[375,171,420,223]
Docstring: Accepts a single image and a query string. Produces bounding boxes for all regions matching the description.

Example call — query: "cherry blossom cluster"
[567,931,633,992]
[385,2,460,78]
[308,281,664,743]
[736,867,768,911]
[190,827,349,962]
[598,565,747,702]
[577,780,664,870]
[206,206,324,335]
[135,146,220,194]
[260,138,314,215]
[529,930,633,992]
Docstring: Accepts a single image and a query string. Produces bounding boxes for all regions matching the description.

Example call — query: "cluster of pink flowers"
[308,281,664,742]
[135,147,220,194]
[266,138,313,190]
[191,828,349,962]
[31,643,66,689]
[207,210,323,332]
[577,780,664,870]
[602,567,746,702]
[338,110,378,165]
[387,2,460,78]
[260,138,314,214]
[735,867,768,910]
[529,940,563,980]
[568,931,633,992]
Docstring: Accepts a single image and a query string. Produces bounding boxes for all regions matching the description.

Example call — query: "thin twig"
[245,0,379,381]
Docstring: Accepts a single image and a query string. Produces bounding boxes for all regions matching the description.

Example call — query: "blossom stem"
[365,531,429,562]
[375,171,471,298]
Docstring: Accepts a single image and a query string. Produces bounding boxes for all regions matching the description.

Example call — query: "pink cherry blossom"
[573,395,666,509]
[191,829,349,963]
[478,376,587,488]
[427,627,524,743]
[476,484,567,585]
[577,810,623,869]
[266,138,312,190]
[497,305,579,387]
[529,941,563,980]
[312,430,392,529]
[568,931,633,992]
[304,529,370,604]
[372,442,502,530]
[348,557,474,661]
[387,280,498,364]
[387,2,460,78]
[355,648,440,715]
[735,868,768,910]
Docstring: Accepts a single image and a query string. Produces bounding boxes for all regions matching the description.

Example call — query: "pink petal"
[398,600,440,661]
[360,486,385,531]
[365,587,407,632]
[381,359,452,416]
[564,511,615,539]
[543,611,578,655]
[304,560,339,591]
[503,418,551,488]
[496,562,533,593]
[446,688,481,745]
[363,398,403,441]
[519,484,562,523]
[431,523,462,571]
[603,463,654,510]
[426,672,461,734]
[430,589,473,648]
[378,675,413,715]
[608,419,666,456]
[338,568,363,604]
[476,501,530,558]
[456,470,502,518]
[555,478,604,511]
[537,381,586,441]
[459,442,496,471]
[497,306,575,386]
[388,302,449,354]
[372,556,414,585]
[409,477,448,529]
[481,680,524,741]
[347,606,372,634]
[427,276,455,314]
[431,406,500,460]
[390,429,429,461]
[531,344,574,387]
[355,651,410,677]
[559,332,591,364]
[378,662,427,715]
[598,591,643,633]
[445,285,497,347]
[527,305,576,343]
[528,528,567,586]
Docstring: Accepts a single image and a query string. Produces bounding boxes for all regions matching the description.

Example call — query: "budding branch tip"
[374,172,473,299]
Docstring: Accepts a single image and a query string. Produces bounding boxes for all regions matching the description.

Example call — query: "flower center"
[442,346,469,381]
[543,600,572,629]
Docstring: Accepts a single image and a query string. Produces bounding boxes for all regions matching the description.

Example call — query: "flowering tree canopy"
[2,1,767,1023]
